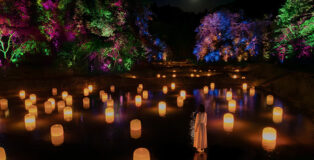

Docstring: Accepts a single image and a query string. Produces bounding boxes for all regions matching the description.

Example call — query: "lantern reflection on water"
[44,101,53,114]
[24,114,36,131]
[142,90,148,100]
[180,90,186,100]
[158,101,166,117]
[223,113,234,132]
[19,90,26,99]
[177,96,184,108]
[273,107,283,123]
[52,88,57,96]
[29,94,36,104]
[105,108,114,123]
[0,147,6,160]
[57,100,65,112]
[135,95,142,107]
[133,148,150,160]
[62,91,68,100]
[0,99,8,110]
[25,99,32,110]
[266,95,274,105]
[83,97,90,109]
[203,86,209,94]
[63,107,72,122]
[228,100,236,113]
[107,99,114,108]
[162,86,168,94]
[51,124,64,146]
[262,127,277,152]
[130,119,142,139]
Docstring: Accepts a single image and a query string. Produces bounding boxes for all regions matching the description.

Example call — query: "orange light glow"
[130,119,142,139]
[19,90,26,99]
[51,124,64,146]
[223,113,234,132]
[273,107,283,123]
[262,127,277,152]
[158,101,166,117]
[228,100,236,113]
[63,107,72,122]
[24,114,36,131]
[105,108,114,124]
[135,95,142,107]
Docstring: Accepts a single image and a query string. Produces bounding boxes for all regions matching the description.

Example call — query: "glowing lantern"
[50,124,64,146]
[266,95,274,105]
[83,88,89,96]
[138,84,143,90]
[88,85,93,93]
[137,87,143,94]
[242,83,248,91]
[158,101,166,117]
[99,90,105,99]
[57,100,65,112]
[28,105,38,117]
[235,69,240,72]
[24,114,36,131]
[273,107,283,123]
[203,86,209,94]
[228,100,236,113]
[173,70,176,73]
[19,90,26,99]
[226,91,232,101]
[190,73,195,77]
[133,148,150,160]
[130,119,142,139]
[207,73,211,77]
[83,97,90,109]
[172,74,176,78]
[29,94,36,104]
[162,75,166,78]
[135,95,142,107]
[223,113,234,132]
[44,101,53,114]
[157,74,161,78]
[110,85,115,93]
[210,82,215,90]
[142,90,149,99]
[0,99,8,110]
[63,107,72,122]
[105,108,114,124]
[177,96,184,108]
[249,87,255,96]
[180,90,186,99]
[0,147,6,160]
[62,91,68,100]
[48,98,56,110]
[107,99,114,108]
[232,75,238,79]
[65,95,73,106]
[171,83,176,90]
[101,93,108,102]
[162,86,168,94]
[52,88,58,96]
[196,74,200,77]
[262,127,277,151]
[25,99,32,110]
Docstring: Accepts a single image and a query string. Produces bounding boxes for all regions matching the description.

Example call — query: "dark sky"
[151,0,235,13]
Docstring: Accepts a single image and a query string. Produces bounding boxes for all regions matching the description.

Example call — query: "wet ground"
[0,63,313,160]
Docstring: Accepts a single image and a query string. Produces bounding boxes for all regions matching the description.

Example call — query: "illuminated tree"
[274,0,313,62]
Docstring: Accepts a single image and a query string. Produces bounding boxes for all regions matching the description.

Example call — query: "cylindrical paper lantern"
[228,100,236,113]
[157,74,161,78]
[223,113,234,132]
[57,100,65,113]
[50,124,64,146]
[44,101,53,114]
[19,90,26,99]
[25,99,32,110]
[203,86,209,94]
[262,127,277,152]
[88,85,93,93]
[226,91,232,101]
[142,90,149,100]
[63,107,72,122]
[65,95,72,106]
[180,90,186,100]
[0,99,8,110]
[52,88,58,96]
[62,91,68,100]
[105,108,114,124]
[273,107,283,123]
[135,95,142,107]
[83,88,89,96]
[242,83,248,91]
[101,93,108,102]
[158,101,166,117]
[210,82,215,90]
[162,86,168,94]
[133,148,150,160]
[172,74,176,78]
[110,85,115,93]
[99,90,105,99]
[0,147,6,160]
[170,83,176,90]
[130,119,142,139]
[48,98,56,110]
[24,114,36,131]
[266,95,274,106]
[83,97,90,109]
[177,96,184,108]
[29,94,36,104]
[249,87,255,96]
[28,105,38,117]
[107,99,114,108]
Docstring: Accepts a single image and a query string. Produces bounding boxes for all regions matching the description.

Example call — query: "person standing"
[193,104,207,152]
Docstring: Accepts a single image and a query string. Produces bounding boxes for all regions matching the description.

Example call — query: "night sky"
[151,0,235,13]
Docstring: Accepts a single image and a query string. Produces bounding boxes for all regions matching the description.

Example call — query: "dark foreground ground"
[0,62,313,160]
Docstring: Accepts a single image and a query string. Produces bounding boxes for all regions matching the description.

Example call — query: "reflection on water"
[193,152,207,160]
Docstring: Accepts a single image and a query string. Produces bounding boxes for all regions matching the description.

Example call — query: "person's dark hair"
[198,104,205,113]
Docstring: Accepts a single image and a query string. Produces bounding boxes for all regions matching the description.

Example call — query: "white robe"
[193,112,207,149]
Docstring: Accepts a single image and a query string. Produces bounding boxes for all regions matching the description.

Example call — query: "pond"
[0,65,313,160]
